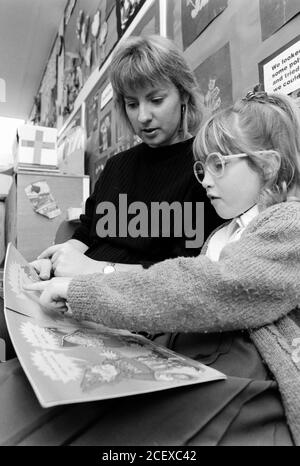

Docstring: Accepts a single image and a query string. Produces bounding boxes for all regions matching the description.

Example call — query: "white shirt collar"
[235,204,259,229]
[206,205,259,262]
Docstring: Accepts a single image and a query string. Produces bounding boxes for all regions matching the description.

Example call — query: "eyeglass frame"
[193,152,249,184]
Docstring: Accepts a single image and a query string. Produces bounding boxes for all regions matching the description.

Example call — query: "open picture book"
[3,243,226,408]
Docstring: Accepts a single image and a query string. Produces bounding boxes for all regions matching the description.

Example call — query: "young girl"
[26,92,300,445]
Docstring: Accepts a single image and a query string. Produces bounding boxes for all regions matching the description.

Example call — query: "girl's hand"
[23,277,72,312]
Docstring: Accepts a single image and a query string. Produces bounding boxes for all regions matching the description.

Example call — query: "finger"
[52,300,68,311]
[37,244,62,259]
[51,256,58,270]
[51,250,60,262]
[23,281,50,292]
[51,255,59,276]
[30,260,40,272]
[30,260,51,280]
[41,302,68,313]
[40,296,67,312]
[39,260,52,280]
[51,251,61,269]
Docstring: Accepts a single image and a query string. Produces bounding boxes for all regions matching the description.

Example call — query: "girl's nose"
[201,170,214,189]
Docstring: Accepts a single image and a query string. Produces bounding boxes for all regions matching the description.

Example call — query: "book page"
[3,243,226,408]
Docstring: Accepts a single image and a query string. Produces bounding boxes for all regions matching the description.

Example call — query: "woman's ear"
[181,93,188,105]
[180,99,188,136]
[180,94,189,114]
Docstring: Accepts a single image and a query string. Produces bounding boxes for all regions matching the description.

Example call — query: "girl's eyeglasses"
[193,152,249,183]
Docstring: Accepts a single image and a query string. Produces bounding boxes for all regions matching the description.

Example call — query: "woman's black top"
[72,138,222,266]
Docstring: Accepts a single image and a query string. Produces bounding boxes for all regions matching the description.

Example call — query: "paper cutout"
[182,0,228,50]
[99,112,112,152]
[24,180,61,219]
[116,0,146,36]
[194,43,233,112]
[260,0,300,41]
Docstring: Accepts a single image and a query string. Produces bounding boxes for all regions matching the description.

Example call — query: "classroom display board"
[30,0,300,187]
[259,34,300,98]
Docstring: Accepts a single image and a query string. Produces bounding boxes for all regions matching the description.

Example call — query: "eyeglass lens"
[194,153,224,183]
[194,162,205,182]
[207,153,224,176]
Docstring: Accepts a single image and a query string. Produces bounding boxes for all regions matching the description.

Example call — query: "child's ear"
[263,150,281,180]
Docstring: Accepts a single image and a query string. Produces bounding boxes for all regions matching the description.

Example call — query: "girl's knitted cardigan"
[68,202,300,444]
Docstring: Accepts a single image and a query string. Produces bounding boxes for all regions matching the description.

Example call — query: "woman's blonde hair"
[109,35,203,137]
[193,92,300,207]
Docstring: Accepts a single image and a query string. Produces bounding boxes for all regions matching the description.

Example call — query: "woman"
[28,92,300,445]
[1,34,220,360]
[32,35,220,279]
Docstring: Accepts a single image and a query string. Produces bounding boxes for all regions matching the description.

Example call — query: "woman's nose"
[138,103,151,123]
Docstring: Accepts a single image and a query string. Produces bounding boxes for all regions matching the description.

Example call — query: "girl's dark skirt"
[0,330,293,445]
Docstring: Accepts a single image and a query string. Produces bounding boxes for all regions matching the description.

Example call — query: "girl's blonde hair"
[109,35,204,137]
[193,92,300,207]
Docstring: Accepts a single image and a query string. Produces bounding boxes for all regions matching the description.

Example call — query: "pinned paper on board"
[181,0,228,50]
[24,180,61,219]
[258,35,300,98]
[194,43,233,113]
[260,0,300,42]
[99,112,112,153]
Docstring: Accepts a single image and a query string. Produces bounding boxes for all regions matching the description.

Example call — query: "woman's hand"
[36,241,144,276]
[23,277,72,312]
[30,242,74,279]
[30,258,53,280]
[37,242,99,276]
